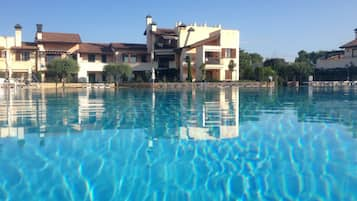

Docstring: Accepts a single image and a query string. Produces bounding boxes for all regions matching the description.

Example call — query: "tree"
[47,58,79,87]
[249,53,264,67]
[199,63,206,81]
[254,66,277,81]
[104,63,132,86]
[228,59,236,71]
[295,50,310,63]
[291,62,313,82]
[263,58,287,69]
[295,50,329,65]
[239,49,264,80]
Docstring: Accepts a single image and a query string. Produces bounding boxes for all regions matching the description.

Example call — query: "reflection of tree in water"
[3,86,357,149]
[240,87,357,139]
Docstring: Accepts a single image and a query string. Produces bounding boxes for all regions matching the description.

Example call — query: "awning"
[132,64,153,71]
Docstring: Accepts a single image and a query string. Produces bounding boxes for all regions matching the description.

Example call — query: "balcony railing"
[205,57,220,64]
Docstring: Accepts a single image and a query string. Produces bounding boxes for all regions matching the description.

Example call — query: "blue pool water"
[0,87,357,201]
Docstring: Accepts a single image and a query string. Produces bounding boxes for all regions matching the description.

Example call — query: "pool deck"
[0,81,275,89]
[120,81,275,88]
[308,81,357,87]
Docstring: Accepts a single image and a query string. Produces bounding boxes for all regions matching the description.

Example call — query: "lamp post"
[180,27,195,81]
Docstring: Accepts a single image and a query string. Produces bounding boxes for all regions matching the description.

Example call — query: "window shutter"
[16,52,21,61]
[231,49,236,58]
[221,49,226,58]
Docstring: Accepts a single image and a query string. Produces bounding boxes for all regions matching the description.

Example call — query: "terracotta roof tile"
[111,43,147,50]
[79,43,112,54]
[38,32,81,43]
[11,42,38,50]
[340,39,357,48]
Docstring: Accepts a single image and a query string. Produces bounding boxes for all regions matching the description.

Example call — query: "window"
[130,55,137,63]
[0,51,5,58]
[15,52,30,61]
[157,55,174,68]
[222,48,236,58]
[22,52,30,61]
[122,54,129,63]
[205,52,220,64]
[225,49,231,58]
[88,54,95,62]
[101,55,107,63]
[141,55,147,62]
[353,49,357,57]
[72,54,77,60]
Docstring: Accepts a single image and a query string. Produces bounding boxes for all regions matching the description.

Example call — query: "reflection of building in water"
[0,88,47,142]
[75,89,106,130]
[179,87,239,140]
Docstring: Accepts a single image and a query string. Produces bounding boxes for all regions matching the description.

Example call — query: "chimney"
[36,24,43,40]
[151,22,157,32]
[14,24,22,47]
[355,28,357,39]
[146,15,152,26]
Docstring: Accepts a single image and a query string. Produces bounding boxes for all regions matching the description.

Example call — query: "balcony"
[158,61,176,69]
[205,51,221,65]
[155,39,177,50]
[205,57,220,64]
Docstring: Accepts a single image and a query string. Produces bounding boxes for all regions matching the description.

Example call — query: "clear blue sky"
[1,0,356,61]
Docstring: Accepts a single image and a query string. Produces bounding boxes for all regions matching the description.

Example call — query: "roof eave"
[37,40,81,44]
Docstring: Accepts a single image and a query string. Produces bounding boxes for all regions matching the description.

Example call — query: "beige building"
[76,43,152,82]
[76,43,113,82]
[145,15,240,81]
[316,28,357,69]
[35,24,81,82]
[1,17,240,83]
[34,24,152,83]
[111,43,152,81]
[0,24,37,81]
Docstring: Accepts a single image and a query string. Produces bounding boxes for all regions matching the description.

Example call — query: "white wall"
[178,25,220,47]
[220,30,240,80]
[77,53,107,81]
[181,29,240,81]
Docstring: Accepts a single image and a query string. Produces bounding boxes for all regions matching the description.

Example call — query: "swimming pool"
[0,87,356,200]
